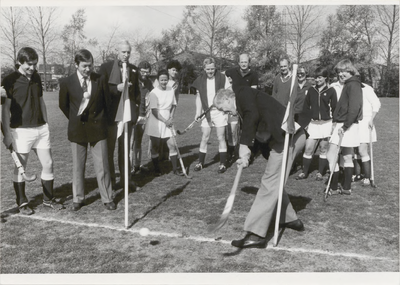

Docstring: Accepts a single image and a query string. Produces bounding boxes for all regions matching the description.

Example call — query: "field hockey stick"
[324,134,343,202]
[177,105,214,135]
[207,164,243,233]
[170,126,192,179]
[369,127,377,188]
[1,123,37,182]
[10,146,37,182]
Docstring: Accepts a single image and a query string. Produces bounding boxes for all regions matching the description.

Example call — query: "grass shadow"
[127,181,191,229]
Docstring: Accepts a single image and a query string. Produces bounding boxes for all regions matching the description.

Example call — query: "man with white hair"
[99,40,141,191]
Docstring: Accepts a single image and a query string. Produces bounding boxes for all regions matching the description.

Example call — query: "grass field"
[0,92,399,284]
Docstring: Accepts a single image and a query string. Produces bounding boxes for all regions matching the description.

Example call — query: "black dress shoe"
[280,219,305,231]
[231,233,266,249]
[104,201,116,210]
[71,202,85,211]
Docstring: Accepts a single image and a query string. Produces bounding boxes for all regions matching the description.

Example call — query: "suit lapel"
[71,73,83,99]
[85,74,98,110]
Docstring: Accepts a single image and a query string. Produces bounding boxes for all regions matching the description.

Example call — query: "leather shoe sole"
[231,238,266,249]
[280,219,305,231]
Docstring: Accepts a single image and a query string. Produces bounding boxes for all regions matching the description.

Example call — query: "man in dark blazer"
[59,49,116,211]
[213,87,306,249]
[99,40,140,191]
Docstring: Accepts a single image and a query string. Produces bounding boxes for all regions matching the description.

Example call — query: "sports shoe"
[43,199,64,210]
[315,172,323,181]
[296,173,308,180]
[352,174,363,182]
[328,188,341,195]
[194,162,203,171]
[361,178,371,187]
[218,164,227,174]
[19,205,33,215]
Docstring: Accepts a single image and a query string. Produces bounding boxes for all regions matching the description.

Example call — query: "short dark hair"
[314,67,329,78]
[17,47,38,64]
[74,49,93,65]
[167,60,181,71]
[138,61,152,72]
[157,69,169,80]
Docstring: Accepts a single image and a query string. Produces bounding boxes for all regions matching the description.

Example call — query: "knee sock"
[13,181,28,207]
[331,171,339,190]
[41,179,54,202]
[319,156,328,175]
[219,151,227,165]
[353,156,362,176]
[152,157,160,172]
[302,155,312,175]
[361,158,371,179]
[343,167,354,190]
[198,151,206,165]
[170,155,178,172]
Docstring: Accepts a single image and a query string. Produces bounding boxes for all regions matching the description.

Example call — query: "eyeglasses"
[140,70,150,74]
[297,73,305,76]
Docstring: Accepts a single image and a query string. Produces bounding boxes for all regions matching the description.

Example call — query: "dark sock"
[343,167,353,190]
[219,151,227,165]
[302,157,312,175]
[170,155,178,172]
[198,151,206,165]
[362,160,371,179]
[152,157,160,172]
[331,171,339,190]
[353,158,361,176]
[319,158,328,175]
[41,179,54,202]
[13,181,28,206]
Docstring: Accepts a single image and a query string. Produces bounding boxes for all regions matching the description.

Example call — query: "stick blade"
[207,214,229,233]
[23,173,37,182]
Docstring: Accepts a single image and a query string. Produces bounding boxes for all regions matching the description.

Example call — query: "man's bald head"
[118,40,132,63]
[238,54,250,71]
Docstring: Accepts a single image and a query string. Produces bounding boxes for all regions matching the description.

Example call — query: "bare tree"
[285,5,322,63]
[61,9,87,75]
[376,5,399,69]
[25,7,60,90]
[186,5,233,57]
[95,23,121,63]
[375,5,399,96]
[0,7,27,67]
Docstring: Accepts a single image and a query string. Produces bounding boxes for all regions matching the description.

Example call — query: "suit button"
[94,120,97,123]
[82,122,85,125]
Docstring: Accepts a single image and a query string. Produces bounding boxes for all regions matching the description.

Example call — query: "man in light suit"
[213,87,306,249]
[59,49,116,211]
[99,40,140,191]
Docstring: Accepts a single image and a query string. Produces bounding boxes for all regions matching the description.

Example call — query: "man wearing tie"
[59,49,116,211]
[99,40,140,191]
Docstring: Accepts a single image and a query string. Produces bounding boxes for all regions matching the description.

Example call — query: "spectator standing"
[59,49,116,211]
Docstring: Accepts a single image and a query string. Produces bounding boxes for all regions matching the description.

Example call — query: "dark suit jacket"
[99,60,141,125]
[236,86,287,146]
[59,72,109,143]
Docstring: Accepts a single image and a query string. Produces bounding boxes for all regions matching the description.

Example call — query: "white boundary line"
[4,213,397,262]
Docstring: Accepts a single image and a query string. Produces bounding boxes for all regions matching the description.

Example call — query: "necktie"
[78,77,90,116]
[82,77,88,92]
